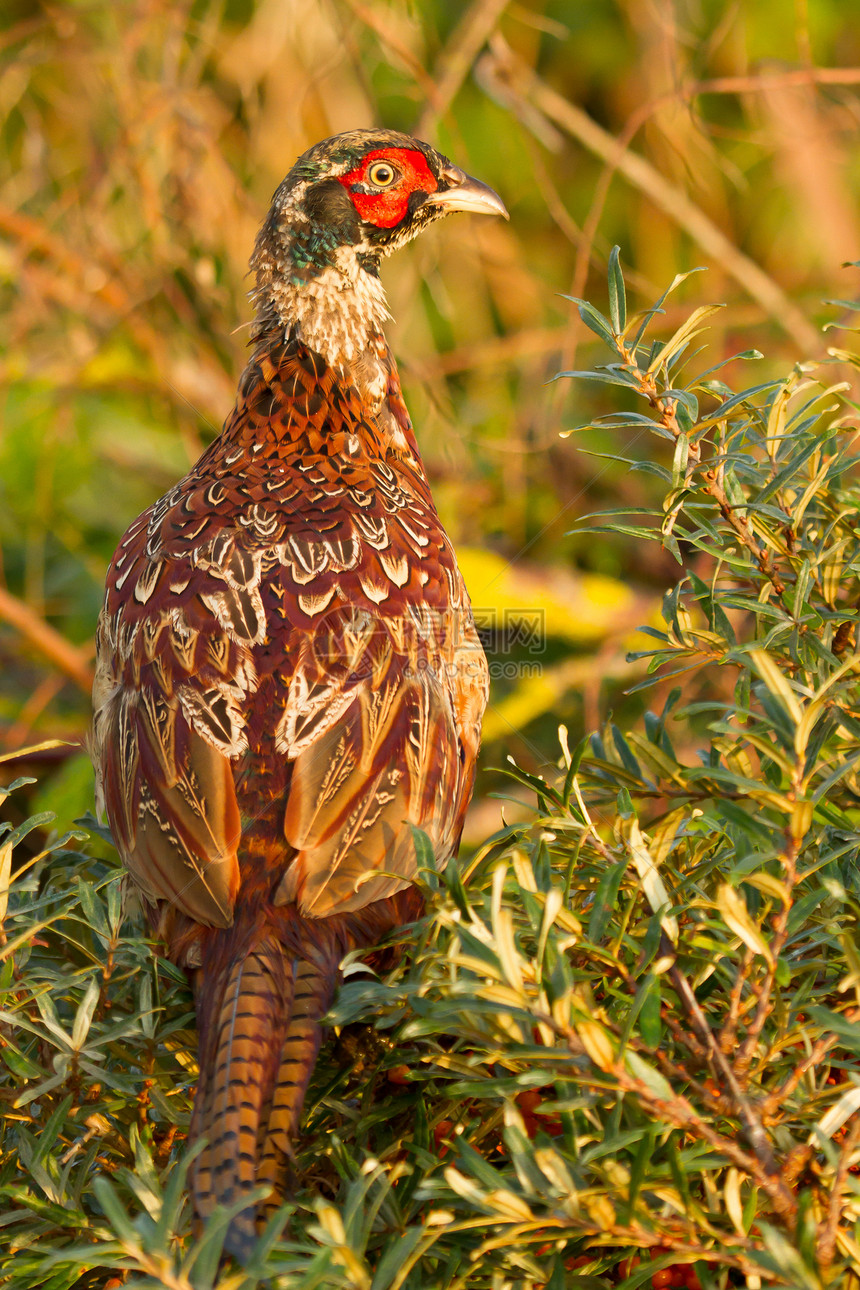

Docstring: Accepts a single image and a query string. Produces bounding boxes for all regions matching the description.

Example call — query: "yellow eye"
[367,160,398,188]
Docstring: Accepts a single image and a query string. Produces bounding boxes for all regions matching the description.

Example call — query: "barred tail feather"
[190,937,337,1263]
[256,957,333,1192]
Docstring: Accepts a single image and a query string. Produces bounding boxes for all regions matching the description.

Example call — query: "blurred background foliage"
[5,5,860,1287]
[3,0,860,842]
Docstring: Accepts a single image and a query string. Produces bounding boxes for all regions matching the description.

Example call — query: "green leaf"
[561,297,619,350]
[70,979,100,1050]
[92,1176,139,1244]
[625,1050,673,1100]
[588,861,628,942]
[607,245,627,333]
[370,1225,429,1290]
[639,976,662,1048]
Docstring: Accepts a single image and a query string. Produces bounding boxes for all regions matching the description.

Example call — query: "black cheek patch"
[408,190,431,215]
[303,179,362,243]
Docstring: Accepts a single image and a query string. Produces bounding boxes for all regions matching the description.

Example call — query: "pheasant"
[90,129,506,1259]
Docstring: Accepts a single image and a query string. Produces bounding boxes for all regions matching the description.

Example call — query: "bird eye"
[367,161,397,188]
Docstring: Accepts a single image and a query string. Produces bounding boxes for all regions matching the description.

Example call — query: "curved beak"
[430,168,509,220]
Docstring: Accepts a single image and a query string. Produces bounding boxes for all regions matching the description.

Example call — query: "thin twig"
[760,1029,840,1119]
[0,586,94,693]
[693,66,860,95]
[612,1048,797,1221]
[659,934,792,1210]
[416,0,512,138]
[702,468,787,596]
[339,0,442,110]
[5,674,66,750]
[477,43,822,355]
[0,202,232,424]
[817,1113,860,1269]
[734,834,798,1072]
[618,339,788,601]
[718,946,755,1054]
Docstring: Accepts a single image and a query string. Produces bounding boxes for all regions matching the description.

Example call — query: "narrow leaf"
[717,884,774,965]
[607,245,627,332]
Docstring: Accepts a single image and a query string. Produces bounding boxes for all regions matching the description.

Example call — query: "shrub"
[2,256,860,1288]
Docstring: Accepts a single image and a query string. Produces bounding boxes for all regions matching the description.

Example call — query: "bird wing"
[92,339,487,930]
[270,604,482,917]
[93,572,481,926]
[92,630,243,929]
[91,507,254,930]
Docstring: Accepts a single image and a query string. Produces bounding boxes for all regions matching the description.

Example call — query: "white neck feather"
[259,244,392,370]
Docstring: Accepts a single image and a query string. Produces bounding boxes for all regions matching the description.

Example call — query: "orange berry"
[522,1114,539,1139]
[566,1253,591,1269]
[433,1119,454,1158]
[651,1270,674,1288]
[387,1065,411,1085]
[516,1089,542,1115]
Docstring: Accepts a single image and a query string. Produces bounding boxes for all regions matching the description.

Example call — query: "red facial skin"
[338,148,438,228]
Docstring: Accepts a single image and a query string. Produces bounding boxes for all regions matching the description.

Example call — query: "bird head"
[252,129,508,288]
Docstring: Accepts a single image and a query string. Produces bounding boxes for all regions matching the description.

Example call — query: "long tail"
[190,935,337,1262]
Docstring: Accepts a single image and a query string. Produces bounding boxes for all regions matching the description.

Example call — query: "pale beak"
[429,168,509,220]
